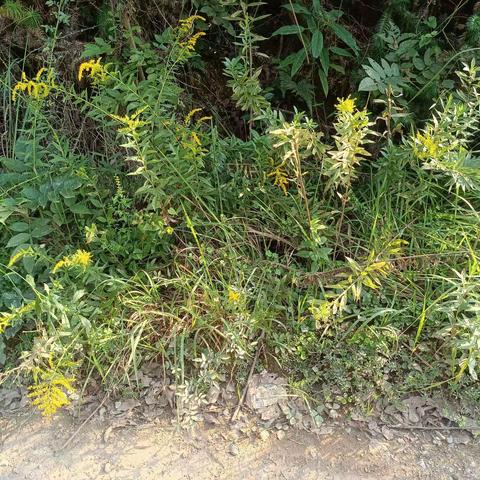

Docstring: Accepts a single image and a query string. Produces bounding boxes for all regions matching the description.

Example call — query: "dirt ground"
[1,407,479,480]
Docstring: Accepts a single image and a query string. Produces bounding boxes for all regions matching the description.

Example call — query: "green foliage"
[0,0,42,28]
[272,0,358,102]
[2,0,480,419]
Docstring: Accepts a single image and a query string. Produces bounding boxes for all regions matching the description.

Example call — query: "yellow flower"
[178,15,206,52]
[12,68,55,102]
[184,31,206,51]
[165,226,174,235]
[178,15,206,33]
[0,301,35,334]
[184,107,203,125]
[28,356,75,416]
[8,247,34,268]
[268,164,289,195]
[111,107,147,134]
[71,249,92,268]
[78,58,108,83]
[415,131,439,159]
[336,96,356,114]
[228,289,241,304]
[52,249,92,273]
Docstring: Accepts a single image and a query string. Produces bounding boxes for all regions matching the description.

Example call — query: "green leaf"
[272,25,305,36]
[330,46,352,57]
[282,3,310,15]
[291,49,307,77]
[318,68,329,96]
[31,224,53,239]
[6,232,31,248]
[82,37,114,58]
[10,222,29,232]
[320,47,329,74]
[311,30,324,59]
[358,77,378,92]
[330,23,358,53]
[70,203,92,215]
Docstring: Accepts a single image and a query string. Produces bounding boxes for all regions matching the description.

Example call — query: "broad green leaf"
[311,30,324,59]
[272,25,305,36]
[291,49,307,77]
[330,23,358,53]
[6,232,31,248]
[358,77,378,92]
[318,68,329,96]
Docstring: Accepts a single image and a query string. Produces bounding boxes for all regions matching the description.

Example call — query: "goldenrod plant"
[2,1,480,418]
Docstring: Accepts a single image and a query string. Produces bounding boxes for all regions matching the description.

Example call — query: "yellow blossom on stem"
[336,96,356,114]
[12,68,55,102]
[78,58,108,83]
[111,107,147,134]
[228,289,241,304]
[268,164,289,195]
[184,107,203,125]
[52,249,92,274]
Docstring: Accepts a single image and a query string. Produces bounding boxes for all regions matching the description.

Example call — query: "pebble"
[259,430,270,442]
[104,463,112,473]
[229,444,239,456]
[276,430,286,440]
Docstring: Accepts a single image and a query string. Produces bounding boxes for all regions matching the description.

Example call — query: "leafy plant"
[272,0,358,98]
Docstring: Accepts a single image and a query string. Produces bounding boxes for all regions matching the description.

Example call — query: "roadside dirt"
[1,408,479,480]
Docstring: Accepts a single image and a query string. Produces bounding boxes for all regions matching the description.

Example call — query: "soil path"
[1,409,479,480]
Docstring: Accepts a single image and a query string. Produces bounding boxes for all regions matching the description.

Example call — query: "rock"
[245,372,287,413]
[104,463,113,473]
[381,426,395,441]
[114,399,141,412]
[229,444,239,456]
[207,385,221,405]
[276,430,286,440]
[259,430,270,442]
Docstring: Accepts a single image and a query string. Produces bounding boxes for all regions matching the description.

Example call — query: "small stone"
[229,444,239,456]
[276,430,286,440]
[259,430,270,442]
[104,463,113,473]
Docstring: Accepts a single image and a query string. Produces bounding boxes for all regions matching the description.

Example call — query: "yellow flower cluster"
[12,68,55,102]
[7,247,34,268]
[336,96,356,114]
[52,249,92,274]
[228,288,241,304]
[28,356,75,416]
[178,15,206,52]
[178,15,205,33]
[111,107,147,134]
[0,301,35,334]
[78,58,108,83]
[414,131,441,159]
[268,164,289,195]
[184,107,212,125]
[184,31,206,51]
